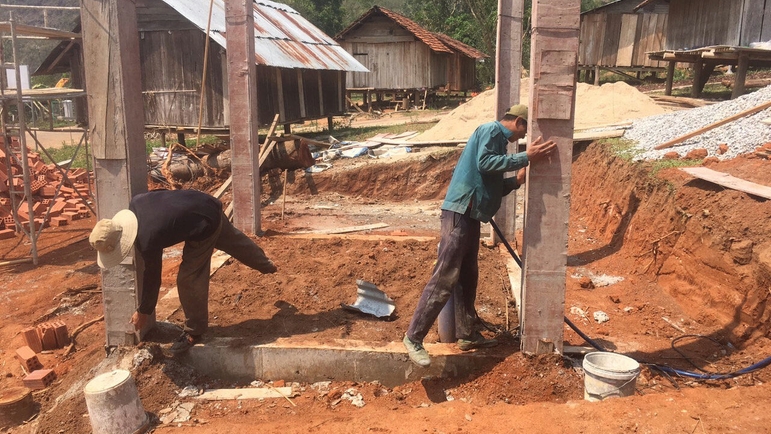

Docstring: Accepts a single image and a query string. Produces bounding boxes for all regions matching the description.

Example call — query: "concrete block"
[22,369,56,390]
[15,346,43,372]
[20,328,42,353]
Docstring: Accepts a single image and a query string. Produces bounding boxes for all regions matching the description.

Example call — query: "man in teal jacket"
[403,104,557,367]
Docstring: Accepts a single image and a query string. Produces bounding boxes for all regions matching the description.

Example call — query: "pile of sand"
[414,80,667,142]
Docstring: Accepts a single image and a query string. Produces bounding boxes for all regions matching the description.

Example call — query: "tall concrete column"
[225,0,261,234]
[521,0,580,354]
[492,0,524,243]
[80,0,148,346]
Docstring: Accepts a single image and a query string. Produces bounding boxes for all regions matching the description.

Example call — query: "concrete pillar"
[80,0,149,346]
[521,0,580,355]
[492,0,524,244]
[225,0,261,234]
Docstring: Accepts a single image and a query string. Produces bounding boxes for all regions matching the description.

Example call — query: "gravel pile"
[624,85,771,161]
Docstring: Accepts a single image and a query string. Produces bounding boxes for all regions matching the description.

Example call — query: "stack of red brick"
[16,321,69,390]
[0,143,92,240]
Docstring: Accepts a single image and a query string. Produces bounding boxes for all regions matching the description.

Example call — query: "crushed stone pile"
[624,84,771,161]
[414,81,666,142]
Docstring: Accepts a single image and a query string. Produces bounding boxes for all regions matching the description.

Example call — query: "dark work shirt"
[129,189,223,314]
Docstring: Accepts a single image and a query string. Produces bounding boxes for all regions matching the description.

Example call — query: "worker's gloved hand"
[260,260,278,274]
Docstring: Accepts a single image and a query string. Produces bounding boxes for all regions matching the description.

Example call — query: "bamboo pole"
[195,0,215,148]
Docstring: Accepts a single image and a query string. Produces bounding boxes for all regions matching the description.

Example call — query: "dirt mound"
[416,81,667,141]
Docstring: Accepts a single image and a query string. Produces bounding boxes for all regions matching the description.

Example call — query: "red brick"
[49,217,67,227]
[21,327,43,353]
[22,369,56,390]
[15,346,43,372]
[38,324,58,351]
[0,228,14,239]
[61,212,78,222]
[52,321,70,347]
[51,200,67,214]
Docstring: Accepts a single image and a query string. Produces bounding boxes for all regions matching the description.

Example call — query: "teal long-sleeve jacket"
[441,120,529,223]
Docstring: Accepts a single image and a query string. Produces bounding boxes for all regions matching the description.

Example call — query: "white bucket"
[583,352,640,401]
[84,370,149,434]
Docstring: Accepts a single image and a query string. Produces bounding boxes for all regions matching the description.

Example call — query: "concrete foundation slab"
[180,338,508,387]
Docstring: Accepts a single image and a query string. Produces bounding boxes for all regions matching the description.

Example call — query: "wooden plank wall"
[580,12,666,67]
[666,0,742,49]
[342,40,434,89]
[741,0,771,45]
[139,29,226,128]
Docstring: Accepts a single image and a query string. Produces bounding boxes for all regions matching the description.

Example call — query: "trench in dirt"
[15,142,771,433]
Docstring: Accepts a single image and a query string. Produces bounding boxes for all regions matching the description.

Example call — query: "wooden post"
[492,0,524,244]
[225,0,261,234]
[691,58,703,98]
[665,61,675,96]
[327,116,333,132]
[594,65,600,85]
[521,0,580,355]
[732,53,749,99]
[80,0,150,346]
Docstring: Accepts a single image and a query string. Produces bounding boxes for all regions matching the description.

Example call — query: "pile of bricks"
[21,321,70,353]
[0,142,92,240]
[14,322,69,390]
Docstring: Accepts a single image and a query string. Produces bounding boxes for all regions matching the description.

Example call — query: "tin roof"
[336,6,456,55]
[162,0,368,72]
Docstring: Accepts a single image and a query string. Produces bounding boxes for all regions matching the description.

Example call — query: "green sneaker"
[457,332,498,351]
[402,335,431,367]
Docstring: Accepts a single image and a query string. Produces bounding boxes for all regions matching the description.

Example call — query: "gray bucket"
[84,370,149,434]
[583,352,640,401]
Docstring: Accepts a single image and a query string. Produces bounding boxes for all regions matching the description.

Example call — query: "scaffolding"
[0,11,90,266]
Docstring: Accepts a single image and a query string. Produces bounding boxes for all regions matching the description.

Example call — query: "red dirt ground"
[2,142,771,433]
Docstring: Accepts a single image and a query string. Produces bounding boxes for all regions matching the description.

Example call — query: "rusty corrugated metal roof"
[336,6,454,54]
[432,32,487,60]
[161,0,368,72]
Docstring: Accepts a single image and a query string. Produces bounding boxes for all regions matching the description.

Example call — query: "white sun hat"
[88,209,138,268]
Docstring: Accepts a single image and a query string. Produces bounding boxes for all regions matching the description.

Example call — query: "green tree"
[284,0,347,36]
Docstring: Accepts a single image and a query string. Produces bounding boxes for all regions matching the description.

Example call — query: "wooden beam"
[654,100,771,150]
[81,0,149,346]
[521,0,580,355]
[225,0,261,234]
[492,0,525,244]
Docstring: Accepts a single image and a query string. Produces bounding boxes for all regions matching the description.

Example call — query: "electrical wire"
[488,219,771,382]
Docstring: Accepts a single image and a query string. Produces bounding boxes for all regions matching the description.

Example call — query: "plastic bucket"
[84,370,149,434]
[583,352,640,401]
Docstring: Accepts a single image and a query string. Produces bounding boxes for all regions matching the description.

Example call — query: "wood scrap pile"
[0,144,92,239]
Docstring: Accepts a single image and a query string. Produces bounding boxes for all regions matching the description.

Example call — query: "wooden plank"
[654,100,771,150]
[289,223,390,235]
[196,387,295,401]
[212,176,232,199]
[258,141,277,168]
[616,14,638,67]
[680,167,771,200]
[259,114,280,161]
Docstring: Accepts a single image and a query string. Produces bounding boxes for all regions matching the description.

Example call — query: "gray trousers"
[406,209,480,343]
[178,212,273,335]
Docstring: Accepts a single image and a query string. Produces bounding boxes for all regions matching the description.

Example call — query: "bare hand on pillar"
[526,136,557,162]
